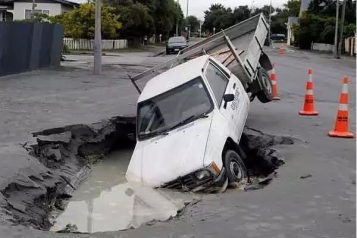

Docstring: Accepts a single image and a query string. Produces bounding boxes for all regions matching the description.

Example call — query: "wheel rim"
[262,73,272,95]
[230,161,243,181]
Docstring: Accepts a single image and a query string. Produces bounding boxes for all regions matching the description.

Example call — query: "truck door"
[202,59,246,168]
[204,59,246,141]
[204,60,238,138]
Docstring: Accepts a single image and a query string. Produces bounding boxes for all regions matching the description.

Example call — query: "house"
[287,17,299,46]
[286,0,312,45]
[0,0,79,22]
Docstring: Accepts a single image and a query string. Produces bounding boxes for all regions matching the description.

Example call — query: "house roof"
[0,0,79,7]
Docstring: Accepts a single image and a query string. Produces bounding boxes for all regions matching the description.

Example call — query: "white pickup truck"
[126,13,273,192]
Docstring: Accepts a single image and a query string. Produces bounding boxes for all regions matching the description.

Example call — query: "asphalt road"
[0,48,355,237]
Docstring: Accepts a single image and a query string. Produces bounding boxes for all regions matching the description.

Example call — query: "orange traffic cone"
[279,44,284,55]
[299,68,318,116]
[328,76,354,138]
[270,63,280,100]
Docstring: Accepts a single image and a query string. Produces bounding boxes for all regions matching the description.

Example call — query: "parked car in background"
[166,36,188,54]
[270,34,286,42]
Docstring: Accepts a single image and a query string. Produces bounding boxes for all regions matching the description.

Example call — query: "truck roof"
[138,55,209,102]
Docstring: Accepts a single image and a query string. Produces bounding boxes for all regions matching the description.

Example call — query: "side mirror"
[223,94,234,102]
[223,94,235,109]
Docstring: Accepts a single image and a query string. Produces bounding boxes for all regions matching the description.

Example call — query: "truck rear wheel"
[256,67,273,103]
[224,150,247,184]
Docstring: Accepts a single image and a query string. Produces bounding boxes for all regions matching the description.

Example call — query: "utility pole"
[186,0,189,18]
[94,0,102,75]
[31,0,36,19]
[186,0,189,38]
[337,0,347,58]
[199,20,202,38]
[333,0,339,58]
[269,0,272,44]
[175,0,179,36]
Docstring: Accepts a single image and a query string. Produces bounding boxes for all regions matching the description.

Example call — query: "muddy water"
[50,149,199,233]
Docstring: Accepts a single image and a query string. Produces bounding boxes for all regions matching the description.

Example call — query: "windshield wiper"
[139,129,169,139]
[169,113,209,131]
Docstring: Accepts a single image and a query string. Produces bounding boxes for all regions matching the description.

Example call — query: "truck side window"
[204,63,229,107]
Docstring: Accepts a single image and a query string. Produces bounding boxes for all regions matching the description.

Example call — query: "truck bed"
[131,13,269,87]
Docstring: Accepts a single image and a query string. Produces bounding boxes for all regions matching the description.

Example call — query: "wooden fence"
[63,38,128,50]
[345,36,356,56]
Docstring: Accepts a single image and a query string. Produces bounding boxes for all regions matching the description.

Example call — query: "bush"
[62,44,70,54]
[294,13,336,49]
[345,24,356,38]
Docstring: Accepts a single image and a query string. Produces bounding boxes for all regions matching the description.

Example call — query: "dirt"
[0,116,295,233]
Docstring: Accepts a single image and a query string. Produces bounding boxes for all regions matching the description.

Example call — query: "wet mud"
[1,116,136,230]
[50,150,200,233]
[0,117,295,233]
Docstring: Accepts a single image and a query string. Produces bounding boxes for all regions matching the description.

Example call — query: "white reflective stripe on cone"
[339,103,348,111]
[272,80,277,85]
[306,89,314,95]
[308,75,313,82]
[342,84,348,93]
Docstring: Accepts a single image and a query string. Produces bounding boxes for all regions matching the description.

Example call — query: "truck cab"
[125,55,250,192]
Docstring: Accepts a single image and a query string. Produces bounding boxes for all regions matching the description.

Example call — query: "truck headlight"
[207,162,221,175]
[195,170,210,180]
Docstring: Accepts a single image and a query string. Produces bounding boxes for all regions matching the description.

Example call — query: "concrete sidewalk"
[0,53,174,144]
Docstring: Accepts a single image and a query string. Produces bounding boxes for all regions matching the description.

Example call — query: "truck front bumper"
[158,164,227,193]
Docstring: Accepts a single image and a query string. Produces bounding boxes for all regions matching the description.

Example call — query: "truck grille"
[159,172,212,192]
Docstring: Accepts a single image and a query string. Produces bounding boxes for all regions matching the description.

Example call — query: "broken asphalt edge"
[0,115,296,234]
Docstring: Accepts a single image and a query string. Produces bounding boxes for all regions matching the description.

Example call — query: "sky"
[175,0,288,20]
[74,0,289,20]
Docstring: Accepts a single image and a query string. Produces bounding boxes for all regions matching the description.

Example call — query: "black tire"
[224,150,247,183]
[166,49,170,55]
[256,67,273,103]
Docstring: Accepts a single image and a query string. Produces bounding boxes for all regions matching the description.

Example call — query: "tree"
[201,1,301,35]
[307,0,356,23]
[284,0,301,16]
[171,2,185,36]
[202,4,233,33]
[294,0,357,49]
[253,0,300,34]
[186,15,200,33]
[230,5,250,24]
[251,5,272,17]
[51,2,122,39]
[98,0,184,38]
[116,3,155,44]
[152,0,181,37]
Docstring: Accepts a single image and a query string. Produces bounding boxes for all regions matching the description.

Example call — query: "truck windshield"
[137,77,213,140]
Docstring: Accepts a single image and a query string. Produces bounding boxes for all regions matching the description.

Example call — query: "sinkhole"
[0,116,294,234]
